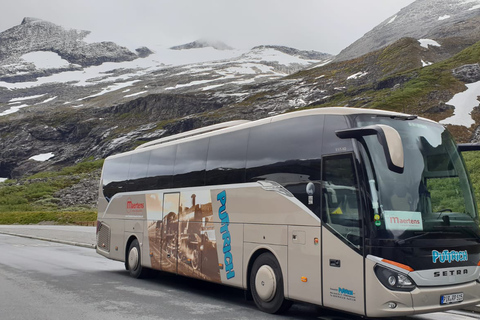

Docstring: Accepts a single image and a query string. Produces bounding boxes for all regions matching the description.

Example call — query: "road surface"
[1,233,480,320]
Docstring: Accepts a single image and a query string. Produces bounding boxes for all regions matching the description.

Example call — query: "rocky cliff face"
[335,0,480,62]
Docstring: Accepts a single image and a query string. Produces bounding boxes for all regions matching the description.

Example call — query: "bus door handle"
[329,259,341,267]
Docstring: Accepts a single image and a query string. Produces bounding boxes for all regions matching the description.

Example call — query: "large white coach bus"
[96,107,480,317]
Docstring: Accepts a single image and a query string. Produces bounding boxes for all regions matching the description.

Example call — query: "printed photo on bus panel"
[177,190,221,282]
[146,193,162,270]
[322,154,361,248]
[159,193,180,274]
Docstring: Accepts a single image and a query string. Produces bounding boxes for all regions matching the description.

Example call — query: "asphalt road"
[1,232,480,320]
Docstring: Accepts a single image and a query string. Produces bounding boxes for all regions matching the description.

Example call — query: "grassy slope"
[0,159,103,224]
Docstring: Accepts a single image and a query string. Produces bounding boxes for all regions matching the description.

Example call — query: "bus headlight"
[374,265,416,292]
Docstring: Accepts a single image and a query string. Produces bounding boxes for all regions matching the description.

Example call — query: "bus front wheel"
[127,239,147,278]
[250,252,292,314]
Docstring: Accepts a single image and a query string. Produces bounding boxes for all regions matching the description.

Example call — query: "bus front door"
[162,193,180,274]
[321,154,365,315]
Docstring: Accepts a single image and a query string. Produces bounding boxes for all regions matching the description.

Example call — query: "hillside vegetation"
[0,158,102,224]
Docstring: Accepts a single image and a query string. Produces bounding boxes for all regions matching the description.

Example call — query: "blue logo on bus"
[432,250,468,263]
[217,190,235,279]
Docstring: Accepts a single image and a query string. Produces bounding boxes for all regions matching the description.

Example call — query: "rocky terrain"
[0,0,479,210]
[336,0,480,62]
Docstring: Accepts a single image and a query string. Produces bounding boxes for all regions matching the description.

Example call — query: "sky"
[1,0,415,55]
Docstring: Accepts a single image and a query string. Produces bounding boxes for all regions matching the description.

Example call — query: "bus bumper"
[366,259,480,317]
[366,279,480,318]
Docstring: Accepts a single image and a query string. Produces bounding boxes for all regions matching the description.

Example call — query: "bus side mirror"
[458,143,480,152]
[336,125,404,173]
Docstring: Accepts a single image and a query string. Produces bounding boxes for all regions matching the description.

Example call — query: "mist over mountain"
[170,39,233,51]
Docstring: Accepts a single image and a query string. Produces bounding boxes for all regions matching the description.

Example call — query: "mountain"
[0,18,332,179]
[0,17,139,83]
[0,18,332,119]
[170,39,233,50]
[336,0,480,62]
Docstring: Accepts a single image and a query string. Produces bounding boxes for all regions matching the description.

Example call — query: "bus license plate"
[440,293,463,305]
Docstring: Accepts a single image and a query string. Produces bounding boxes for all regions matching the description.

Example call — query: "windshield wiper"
[394,231,456,245]
[395,232,431,245]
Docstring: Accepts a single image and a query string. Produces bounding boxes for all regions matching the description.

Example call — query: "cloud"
[1,0,415,54]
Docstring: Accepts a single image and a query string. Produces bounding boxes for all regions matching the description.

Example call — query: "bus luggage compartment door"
[287,226,321,305]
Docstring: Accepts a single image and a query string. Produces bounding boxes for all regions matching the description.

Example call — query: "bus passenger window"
[322,154,361,248]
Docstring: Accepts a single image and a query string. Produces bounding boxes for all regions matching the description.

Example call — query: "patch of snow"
[124,91,148,98]
[21,51,70,69]
[202,84,225,91]
[418,39,441,49]
[440,80,480,127]
[0,45,248,90]
[80,80,140,100]
[421,60,433,67]
[36,96,57,104]
[469,4,480,10]
[347,71,368,80]
[0,104,29,116]
[388,15,397,24]
[72,104,84,108]
[165,75,235,91]
[9,94,46,102]
[0,178,7,183]
[438,15,450,20]
[29,152,55,161]
[123,89,131,93]
[315,75,325,79]
[240,48,314,65]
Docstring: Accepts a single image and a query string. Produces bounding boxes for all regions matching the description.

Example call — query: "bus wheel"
[127,239,147,278]
[250,252,292,314]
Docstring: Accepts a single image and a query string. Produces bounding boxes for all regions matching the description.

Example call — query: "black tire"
[127,239,148,278]
[250,252,292,314]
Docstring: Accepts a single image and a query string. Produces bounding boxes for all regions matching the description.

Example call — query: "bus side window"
[127,151,151,192]
[103,155,132,200]
[245,116,324,217]
[146,145,176,190]
[206,129,249,185]
[322,154,361,248]
[173,139,209,188]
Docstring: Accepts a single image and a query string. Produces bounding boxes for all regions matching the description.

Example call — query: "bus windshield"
[355,114,480,242]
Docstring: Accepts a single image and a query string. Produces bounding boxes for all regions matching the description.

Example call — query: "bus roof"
[107,107,417,160]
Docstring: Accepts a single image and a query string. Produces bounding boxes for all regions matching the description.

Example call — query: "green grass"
[463,151,480,210]
[0,158,103,224]
[28,158,104,179]
[0,210,96,225]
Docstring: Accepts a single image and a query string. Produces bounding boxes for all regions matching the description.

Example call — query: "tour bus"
[96,107,480,317]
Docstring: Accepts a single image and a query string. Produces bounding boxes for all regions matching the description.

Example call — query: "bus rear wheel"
[250,252,292,314]
[127,239,147,278]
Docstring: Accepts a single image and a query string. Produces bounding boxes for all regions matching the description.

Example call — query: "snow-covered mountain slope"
[0,18,332,117]
[336,0,480,61]
[0,17,138,70]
